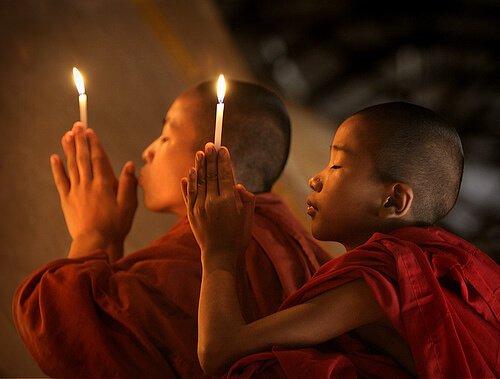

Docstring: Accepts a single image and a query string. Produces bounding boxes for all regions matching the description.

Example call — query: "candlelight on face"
[214,74,226,150]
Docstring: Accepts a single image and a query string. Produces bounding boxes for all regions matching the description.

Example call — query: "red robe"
[13,193,331,378]
[223,227,500,379]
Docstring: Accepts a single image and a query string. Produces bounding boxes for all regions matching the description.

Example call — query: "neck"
[172,206,187,218]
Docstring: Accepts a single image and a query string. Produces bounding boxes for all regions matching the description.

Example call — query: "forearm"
[198,253,247,375]
[12,254,158,377]
[197,266,387,376]
[13,254,108,360]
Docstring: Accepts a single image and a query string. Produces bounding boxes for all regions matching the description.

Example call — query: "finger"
[181,177,189,206]
[189,165,198,207]
[61,131,79,184]
[50,154,70,196]
[195,151,206,206]
[117,161,138,213]
[205,143,219,196]
[186,166,198,210]
[74,125,92,182]
[72,121,85,131]
[86,129,117,187]
[218,147,236,197]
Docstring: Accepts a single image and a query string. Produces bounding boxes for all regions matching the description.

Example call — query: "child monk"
[184,102,500,378]
[13,80,330,378]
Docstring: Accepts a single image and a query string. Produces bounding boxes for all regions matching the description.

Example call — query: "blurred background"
[1,0,498,376]
[214,0,500,257]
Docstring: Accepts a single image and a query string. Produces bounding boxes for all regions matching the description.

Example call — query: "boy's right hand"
[50,122,138,261]
[182,144,255,272]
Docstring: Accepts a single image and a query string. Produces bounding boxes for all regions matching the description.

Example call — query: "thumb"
[235,184,255,218]
[117,161,138,211]
[180,177,188,206]
[235,184,255,242]
[235,184,255,204]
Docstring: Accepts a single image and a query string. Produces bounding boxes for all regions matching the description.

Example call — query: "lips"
[138,168,145,186]
[306,197,318,216]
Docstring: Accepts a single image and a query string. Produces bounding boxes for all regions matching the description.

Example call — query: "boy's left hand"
[182,144,255,271]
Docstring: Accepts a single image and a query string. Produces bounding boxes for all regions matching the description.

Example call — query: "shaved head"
[353,102,464,225]
[182,80,291,193]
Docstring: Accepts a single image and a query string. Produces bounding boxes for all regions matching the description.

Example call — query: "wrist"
[68,232,123,260]
[106,242,124,262]
[201,248,238,274]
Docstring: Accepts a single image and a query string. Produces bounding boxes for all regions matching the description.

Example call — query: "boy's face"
[139,93,200,216]
[306,115,387,249]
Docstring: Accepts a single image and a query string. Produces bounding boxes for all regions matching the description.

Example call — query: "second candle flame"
[217,74,226,103]
[73,67,86,95]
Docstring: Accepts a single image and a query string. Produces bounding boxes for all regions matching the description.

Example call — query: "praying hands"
[182,143,255,272]
[50,122,138,261]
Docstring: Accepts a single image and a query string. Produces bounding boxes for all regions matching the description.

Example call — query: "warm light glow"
[217,74,226,103]
[73,67,85,95]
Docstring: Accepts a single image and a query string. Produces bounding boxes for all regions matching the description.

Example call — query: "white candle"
[214,74,226,150]
[73,67,88,128]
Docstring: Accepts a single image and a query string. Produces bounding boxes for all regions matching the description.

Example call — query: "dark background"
[215,0,500,261]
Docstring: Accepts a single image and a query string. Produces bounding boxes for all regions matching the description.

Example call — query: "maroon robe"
[223,227,500,378]
[13,193,331,378]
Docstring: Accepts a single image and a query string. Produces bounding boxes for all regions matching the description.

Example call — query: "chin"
[142,193,166,213]
[311,223,345,245]
[311,224,333,242]
[144,201,163,213]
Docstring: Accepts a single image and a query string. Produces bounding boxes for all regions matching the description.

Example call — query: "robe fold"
[13,193,331,378]
[223,227,500,379]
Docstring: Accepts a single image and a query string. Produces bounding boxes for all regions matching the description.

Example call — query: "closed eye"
[160,136,169,143]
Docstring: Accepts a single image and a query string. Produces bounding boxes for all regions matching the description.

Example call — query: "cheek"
[144,160,176,199]
[157,151,195,195]
[319,178,363,220]
[175,145,197,170]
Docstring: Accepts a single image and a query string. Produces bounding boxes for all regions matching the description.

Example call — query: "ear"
[379,183,414,219]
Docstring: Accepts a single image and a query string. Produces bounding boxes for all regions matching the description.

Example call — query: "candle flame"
[217,74,226,103]
[73,67,86,95]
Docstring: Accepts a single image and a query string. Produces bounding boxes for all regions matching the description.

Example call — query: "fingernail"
[196,152,203,162]
[65,132,73,143]
[126,163,135,175]
[220,148,228,158]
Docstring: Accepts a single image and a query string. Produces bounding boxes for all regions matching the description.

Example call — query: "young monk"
[184,102,500,378]
[13,80,331,378]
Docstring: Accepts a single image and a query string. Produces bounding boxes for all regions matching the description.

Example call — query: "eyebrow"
[330,144,356,155]
[162,117,179,132]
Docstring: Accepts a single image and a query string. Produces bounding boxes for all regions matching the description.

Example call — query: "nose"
[308,174,323,192]
[142,141,155,163]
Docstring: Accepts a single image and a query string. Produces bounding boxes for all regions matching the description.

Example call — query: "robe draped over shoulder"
[13,193,331,378]
[223,227,500,379]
